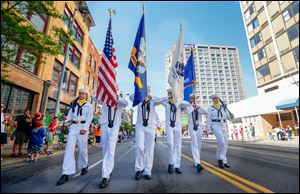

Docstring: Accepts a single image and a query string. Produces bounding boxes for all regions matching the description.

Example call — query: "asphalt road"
[1,137,299,193]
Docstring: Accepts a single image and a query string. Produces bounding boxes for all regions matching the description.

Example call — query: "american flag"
[96,19,118,107]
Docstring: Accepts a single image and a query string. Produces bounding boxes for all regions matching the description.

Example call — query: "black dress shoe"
[218,160,224,169]
[57,174,69,185]
[100,178,110,189]
[175,168,182,174]
[144,175,152,180]
[224,163,231,168]
[135,171,143,180]
[168,164,174,174]
[81,166,88,175]
[196,164,204,173]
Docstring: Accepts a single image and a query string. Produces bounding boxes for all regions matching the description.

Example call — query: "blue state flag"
[128,14,147,107]
[184,50,195,101]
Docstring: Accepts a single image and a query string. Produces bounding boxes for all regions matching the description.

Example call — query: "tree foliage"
[1,1,74,82]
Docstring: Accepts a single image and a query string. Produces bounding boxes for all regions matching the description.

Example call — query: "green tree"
[1,1,73,82]
[121,121,135,132]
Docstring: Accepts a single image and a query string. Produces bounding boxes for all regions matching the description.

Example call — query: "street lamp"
[54,4,86,116]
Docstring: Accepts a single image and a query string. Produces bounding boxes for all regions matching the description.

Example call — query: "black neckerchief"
[192,107,199,131]
[169,102,177,127]
[108,105,117,128]
[212,106,223,118]
[142,100,150,127]
[76,102,87,116]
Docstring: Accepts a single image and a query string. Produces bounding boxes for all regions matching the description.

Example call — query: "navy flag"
[184,50,195,101]
[128,14,147,107]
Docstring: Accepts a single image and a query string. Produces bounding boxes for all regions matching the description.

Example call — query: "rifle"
[219,99,234,120]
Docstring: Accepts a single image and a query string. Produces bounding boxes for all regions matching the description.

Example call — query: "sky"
[86,1,258,122]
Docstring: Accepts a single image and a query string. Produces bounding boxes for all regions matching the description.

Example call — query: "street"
[1,137,299,193]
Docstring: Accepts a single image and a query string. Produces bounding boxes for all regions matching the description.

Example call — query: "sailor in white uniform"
[162,89,189,174]
[184,93,207,173]
[99,92,128,188]
[57,89,93,185]
[206,94,234,169]
[130,86,164,180]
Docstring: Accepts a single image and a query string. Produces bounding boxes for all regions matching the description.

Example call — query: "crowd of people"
[270,125,295,141]
[229,123,256,141]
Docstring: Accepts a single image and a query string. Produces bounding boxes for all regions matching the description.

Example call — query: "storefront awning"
[276,97,299,110]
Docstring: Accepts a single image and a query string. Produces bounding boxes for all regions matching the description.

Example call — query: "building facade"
[1,1,99,118]
[226,1,299,139]
[165,44,246,109]
[240,1,299,94]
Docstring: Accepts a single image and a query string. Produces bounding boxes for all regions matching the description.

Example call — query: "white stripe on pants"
[189,127,203,166]
[135,125,155,176]
[101,124,119,179]
[62,126,88,175]
[166,128,182,168]
[212,124,228,164]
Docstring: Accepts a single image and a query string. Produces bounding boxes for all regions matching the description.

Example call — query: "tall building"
[226,1,299,139]
[165,44,246,109]
[240,1,299,94]
[1,1,98,117]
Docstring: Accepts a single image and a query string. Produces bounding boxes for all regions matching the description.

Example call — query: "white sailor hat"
[189,93,196,98]
[167,88,172,93]
[211,94,220,99]
[147,86,151,94]
[79,89,89,95]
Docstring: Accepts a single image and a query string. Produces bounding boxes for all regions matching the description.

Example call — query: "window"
[88,54,92,66]
[17,50,38,73]
[52,61,63,84]
[293,47,299,62]
[283,2,299,22]
[92,77,95,89]
[87,72,90,85]
[250,32,263,47]
[287,24,299,41]
[256,64,270,79]
[68,45,81,68]
[245,4,255,19]
[29,14,47,32]
[94,61,97,72]
[68,73,78,96]
[247,17,259,33]
[253,48,266,62]
[63,6,84,45]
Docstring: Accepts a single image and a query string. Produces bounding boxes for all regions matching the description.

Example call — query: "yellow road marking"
[182,139,299,160]
[181,154,257,193]
[159,142,275,193]
[200,160,274,193]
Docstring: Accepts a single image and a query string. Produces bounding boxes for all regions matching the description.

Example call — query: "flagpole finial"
[142,2,145,14]
[107,8,116,19]
[180,20,183,31]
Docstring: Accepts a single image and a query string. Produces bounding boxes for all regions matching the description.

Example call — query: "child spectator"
[27,117,46,163]
[46,116,58,155]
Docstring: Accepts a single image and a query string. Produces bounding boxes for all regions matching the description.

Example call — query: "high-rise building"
[165,44,246,109]
[240,1,299,94]
[226,1,299,139]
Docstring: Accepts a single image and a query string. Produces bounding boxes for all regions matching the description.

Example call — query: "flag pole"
[142,2,145,14]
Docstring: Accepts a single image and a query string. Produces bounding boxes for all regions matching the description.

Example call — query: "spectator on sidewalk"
[94,125,101,147]
[245,126,250,140]
[239,126,244,141]
[285,125,292,140]
[268,132,275,141]
[1,104,11,160]
[27,117,46,163]
[11,108,32,157]
[230,128,234,140]
[46,116,59,155]
[233,125,239,141]
[249,123,255,141]
[274,127,285,141]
